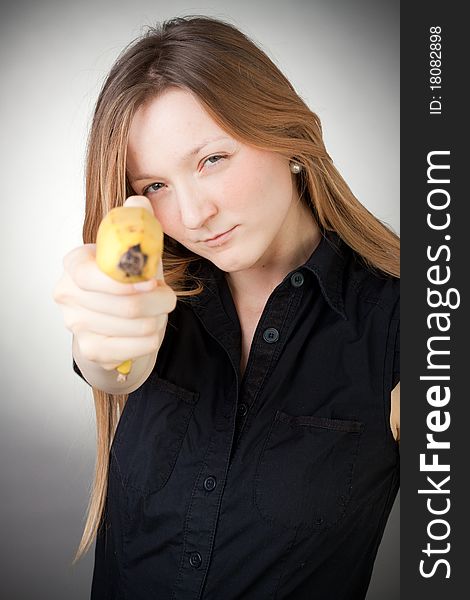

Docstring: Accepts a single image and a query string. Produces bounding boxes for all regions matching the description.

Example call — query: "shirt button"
[238,403,248,417]
[290,271,305,287]
[203,476,217,491]
[263,327,279,343]
[189,551,202,568]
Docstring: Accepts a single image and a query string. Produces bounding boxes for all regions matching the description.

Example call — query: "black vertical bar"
[401,2,468,598]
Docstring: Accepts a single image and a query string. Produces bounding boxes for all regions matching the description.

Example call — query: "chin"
[220,254,263,274]
[202,236,266,273]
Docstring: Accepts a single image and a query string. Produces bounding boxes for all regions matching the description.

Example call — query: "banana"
[95,200,164,383]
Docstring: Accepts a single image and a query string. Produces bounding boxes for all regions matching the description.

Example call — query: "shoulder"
[339,242,401,438]
[338,241,400,390]
[340,241,400,320]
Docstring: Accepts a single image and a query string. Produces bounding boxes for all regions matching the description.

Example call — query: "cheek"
[220,160,271,214]
[232,167,291,219]
[150,202,180,238]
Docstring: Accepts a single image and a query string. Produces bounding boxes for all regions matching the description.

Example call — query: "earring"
[289,160,302,174]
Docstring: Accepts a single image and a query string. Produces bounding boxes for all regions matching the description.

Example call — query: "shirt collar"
[188,229,348,321]
[301,230,347,320]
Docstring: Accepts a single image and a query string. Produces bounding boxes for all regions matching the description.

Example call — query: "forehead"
[128,88,227,155]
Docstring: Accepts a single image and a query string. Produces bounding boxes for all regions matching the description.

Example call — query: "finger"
[63,304,167,337]
[77,329,164,364]
[76,257,160,295]
[99,362,124,371]
[73,285,177,318]
[123,195,155,215]
[66,245,159,295]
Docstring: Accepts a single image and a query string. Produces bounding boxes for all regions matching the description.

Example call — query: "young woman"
[53,15,400,599]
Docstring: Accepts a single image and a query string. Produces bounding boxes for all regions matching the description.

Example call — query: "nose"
[177,185,218,231]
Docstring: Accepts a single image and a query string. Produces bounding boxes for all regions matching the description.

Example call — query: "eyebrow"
[129,135,232,182]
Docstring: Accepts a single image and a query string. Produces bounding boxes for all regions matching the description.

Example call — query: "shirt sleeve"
[392,321,400,389]
[73,357,91,386]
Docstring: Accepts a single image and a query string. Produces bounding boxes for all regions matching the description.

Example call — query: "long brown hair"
[72,14,399,564]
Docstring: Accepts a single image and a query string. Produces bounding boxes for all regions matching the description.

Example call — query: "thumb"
[123,196,165,290]
[155,255,165,282]
[123,195,154,215]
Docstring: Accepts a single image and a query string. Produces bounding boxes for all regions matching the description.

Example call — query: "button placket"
[170,364,239,600]
[177,266,305,596]
[232,283,304,454]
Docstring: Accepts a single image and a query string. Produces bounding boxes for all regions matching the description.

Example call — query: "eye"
[142,155,226,196]
[202,154,225,168]
[143,182,165,195]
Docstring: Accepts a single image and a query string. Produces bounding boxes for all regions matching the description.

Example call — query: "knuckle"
[63,311,79,332]
[55,290,71,306]
[53,271,77,304]
[74,254,96,290]
[52,284,64,304]
[52,278,70,304]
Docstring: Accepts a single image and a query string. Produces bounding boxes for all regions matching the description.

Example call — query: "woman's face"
[127,87,307,274]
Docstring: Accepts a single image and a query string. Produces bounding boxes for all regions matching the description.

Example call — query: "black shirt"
[73,231,400,600]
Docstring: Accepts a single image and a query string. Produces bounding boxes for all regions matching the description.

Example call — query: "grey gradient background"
[0,0,399,598]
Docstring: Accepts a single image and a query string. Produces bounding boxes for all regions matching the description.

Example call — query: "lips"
[202,225,238,247]
[203,226,237,242]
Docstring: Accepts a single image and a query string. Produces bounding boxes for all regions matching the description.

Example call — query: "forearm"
[72,335,157,394]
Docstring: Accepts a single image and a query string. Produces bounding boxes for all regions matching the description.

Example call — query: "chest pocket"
[110,373,199,495]
[254,410,364,531]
